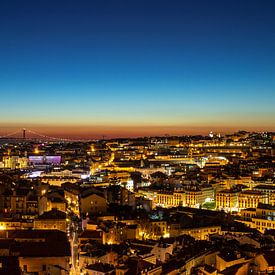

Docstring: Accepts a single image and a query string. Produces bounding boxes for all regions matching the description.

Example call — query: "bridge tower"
[22,128,26,139]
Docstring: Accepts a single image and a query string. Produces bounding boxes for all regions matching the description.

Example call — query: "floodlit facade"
[216,190,239,212]
[238,190,268,210]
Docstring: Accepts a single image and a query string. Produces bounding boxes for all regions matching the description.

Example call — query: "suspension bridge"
[0,128,87,142]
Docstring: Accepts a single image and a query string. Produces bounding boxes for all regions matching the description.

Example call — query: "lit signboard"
[29,156,61,165]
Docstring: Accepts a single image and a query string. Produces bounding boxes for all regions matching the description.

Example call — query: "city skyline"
[1,0,275,138]
[0,124,274,140]
[1,2,275,272]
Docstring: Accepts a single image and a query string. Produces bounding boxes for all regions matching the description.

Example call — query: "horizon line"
[0,127,274,141]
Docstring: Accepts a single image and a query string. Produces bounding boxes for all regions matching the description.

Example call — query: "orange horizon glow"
[0,123,274,139]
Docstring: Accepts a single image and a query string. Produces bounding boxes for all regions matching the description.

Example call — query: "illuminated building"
[216,189,239,212]
[28,155,61,166]
[0,219,22,230]
[238,190,268,210]
[41,169,90,179]
[199,144,250,157]
[80,191,107,216]
[255,251,275,274]
[185,190,203,208]
[155,191,185,208]
[204,156,229,167]
[63,184,106,217]
[252,168,272,178]
[240,204,275,233]
[107,171,132,183]
[1,230,71,274]
[221,177,255,190]
[124,179,134,192]
[170,225,221,240]
[185,186,214,208]
[139,220,168,240]
[37,169,90,186]
[135,167,166,179]
[33,209,67,232]
[83,220,129,245]
[1,156,28,169]
[79,251,118,273]
[63,183,80,216]
[1,189,38,215]
[105,185,135,208]
[138,189,185,209]
[41,176,79,186]
[216,251,249,273]
[151,242,174,262]
[253,185,275,204]
[38,192,66,215]
[269,193,275,206]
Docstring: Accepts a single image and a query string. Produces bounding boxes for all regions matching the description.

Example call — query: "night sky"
[0,0,275,138]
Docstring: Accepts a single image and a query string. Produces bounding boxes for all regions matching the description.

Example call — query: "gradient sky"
[0,0,275,138]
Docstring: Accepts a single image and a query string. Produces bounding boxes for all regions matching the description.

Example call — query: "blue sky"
[0,0,275,137]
